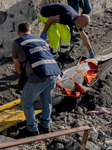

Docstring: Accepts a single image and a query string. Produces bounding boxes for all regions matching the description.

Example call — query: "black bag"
[18,62,28,90]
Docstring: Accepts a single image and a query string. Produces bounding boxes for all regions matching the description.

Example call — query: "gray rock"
[54,143,64,150]
[86,141,101,150]
[65,140,80,150]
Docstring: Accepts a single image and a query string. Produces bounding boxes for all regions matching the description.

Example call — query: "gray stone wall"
[0,0,112,58]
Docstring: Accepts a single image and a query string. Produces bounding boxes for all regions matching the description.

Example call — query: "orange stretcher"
[56,60,99,97]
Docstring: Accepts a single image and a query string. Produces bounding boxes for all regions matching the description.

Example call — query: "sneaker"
[38,124,49,134]
[19,127,38,137]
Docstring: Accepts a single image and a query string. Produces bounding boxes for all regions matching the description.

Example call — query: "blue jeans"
[21,76,58,132]
[67,0,92,35]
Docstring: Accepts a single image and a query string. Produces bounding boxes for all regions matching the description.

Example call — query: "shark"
[34,53,112,109]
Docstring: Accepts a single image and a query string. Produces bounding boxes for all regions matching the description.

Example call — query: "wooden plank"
[0,99,42,132]
[80,130,90,150]
[0,126,90,149]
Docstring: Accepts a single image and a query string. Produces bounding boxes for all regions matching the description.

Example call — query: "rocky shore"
[0,7,112,150]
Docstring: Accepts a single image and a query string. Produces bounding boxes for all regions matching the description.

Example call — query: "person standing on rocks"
[67,0,92,39]
[39,3,95,61]
[12,22,61,137]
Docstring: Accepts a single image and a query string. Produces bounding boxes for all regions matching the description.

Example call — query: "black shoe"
[71,32,80,42]
[66,54,75,62]
[52,52,59,59]
[59,52,75,63]
[19,127,38,137]
[38,124,49,134]
[54,53,59,60]
[71,36,80,42]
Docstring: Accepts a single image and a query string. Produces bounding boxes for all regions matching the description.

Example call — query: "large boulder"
[0,0,66,58]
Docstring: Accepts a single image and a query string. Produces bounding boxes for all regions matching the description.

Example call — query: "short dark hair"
[18,22,31,33]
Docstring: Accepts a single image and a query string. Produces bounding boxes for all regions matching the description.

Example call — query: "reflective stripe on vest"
[31,59,56,68]
[20,39,46,46]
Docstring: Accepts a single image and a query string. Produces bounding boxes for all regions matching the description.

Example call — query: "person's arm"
[79,30,95,58]
[43,15,60,33]
[40,15,60,40]
[13,59,21,75]
[79,30,92,51]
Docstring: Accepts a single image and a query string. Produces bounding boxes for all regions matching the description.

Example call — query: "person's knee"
[49,34,60,49]
[60,28,71,42]
[49,32,60,42]
[21,100,33,109]
[55,33,60,41]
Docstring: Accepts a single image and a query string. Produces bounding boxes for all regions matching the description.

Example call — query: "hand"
[89,50,95,58]
[40,32,47,40]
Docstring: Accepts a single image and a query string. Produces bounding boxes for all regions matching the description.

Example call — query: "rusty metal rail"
[0,126,90,150]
